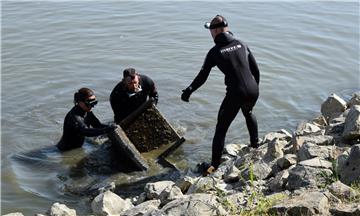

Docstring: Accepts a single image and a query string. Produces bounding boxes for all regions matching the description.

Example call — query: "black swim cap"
[204,15,228,29]
[123,68,138,79]
[74,88,94,104]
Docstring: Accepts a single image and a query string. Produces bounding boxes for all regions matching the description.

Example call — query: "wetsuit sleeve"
[110,86,122,116]
[148,77,159,103]
[72,115,107,137]
[188,50,217,92]
[247,47,260,85]
[87,112,107,128]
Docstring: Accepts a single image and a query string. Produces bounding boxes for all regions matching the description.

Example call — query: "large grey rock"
[120,200,161,216]
[131,192,147,206]
[219,192,246,212]
[175,173,199,194]
[224,143,248,157]
[47,203,76,216]
[339,144,360,185]
[211,159,233,180]
[330,203,360,216]
[267,138,285,158]
[342,105,360,141]
[223,164,241,183]
[325,122,346,145]
[241,159,273,181]
[269,170,290,192]
[297,143,335,161]
[323,190,342,204]
[298,157,333,169]
[234,145,268,169]
[221,154,234,163]
[270,191,329,216]
[348,92,360,107]
[224,143,241,156]
[144,181,175,200]
[160,193,227,216]
[277,154,297,170]
[186,177,218,194]
[327,180,359,201]
[321,93,347,123]
[91,191,133,216]
[287,165,333,190]
[262,129,293,143]
[292,134,334,152]
[158,185,183,206]
[330,111,348,123]
[312,115,328,127]
[238,138,287,181]
[295,122,322,136]
[252,138,289,179]
[232,141,283,181]
[283,144,295,155]
[335,150,350,174]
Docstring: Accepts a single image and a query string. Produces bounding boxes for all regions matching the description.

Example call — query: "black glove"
[105,123,117,133]
[181,87,192,102]
[150,97,158,105]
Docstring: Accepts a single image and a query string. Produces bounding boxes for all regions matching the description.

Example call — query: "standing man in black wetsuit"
[181,15,260,174]
[57,88,115,151]
[110,68,158,124]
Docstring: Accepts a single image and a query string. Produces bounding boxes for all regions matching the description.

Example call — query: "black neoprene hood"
[204,15,228,29]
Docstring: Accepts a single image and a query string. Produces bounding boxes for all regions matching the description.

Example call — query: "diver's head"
[204,15,229,39]
[122,68,140,93]
[74,87,98,112]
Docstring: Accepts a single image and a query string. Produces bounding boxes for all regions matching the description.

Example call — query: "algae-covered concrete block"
[108,100,185,171]
[108,126,149,171]
[120,100,183,153]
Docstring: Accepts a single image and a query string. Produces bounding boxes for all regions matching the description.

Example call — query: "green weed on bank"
[218,162,287,216]
[349,181,360,203]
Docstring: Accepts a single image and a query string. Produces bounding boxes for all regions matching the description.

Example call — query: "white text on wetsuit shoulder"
[220,44,242,53]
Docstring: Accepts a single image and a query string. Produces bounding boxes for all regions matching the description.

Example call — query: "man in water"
[181,15,260,175]
[57,87,115,151]
[110,68,158,124]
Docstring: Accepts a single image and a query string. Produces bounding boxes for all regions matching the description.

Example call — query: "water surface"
[1,1,359,215]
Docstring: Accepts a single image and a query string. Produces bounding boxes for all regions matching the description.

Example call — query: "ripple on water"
[2,1,358,214]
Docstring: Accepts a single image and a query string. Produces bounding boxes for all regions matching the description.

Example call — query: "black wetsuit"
[189,32,260,169]
[110,74,158,124]
[57,106,109,151]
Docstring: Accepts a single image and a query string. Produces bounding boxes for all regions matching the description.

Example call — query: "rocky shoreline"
[5,92,360,216]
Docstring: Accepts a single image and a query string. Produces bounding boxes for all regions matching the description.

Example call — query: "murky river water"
[1,1,359,215]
